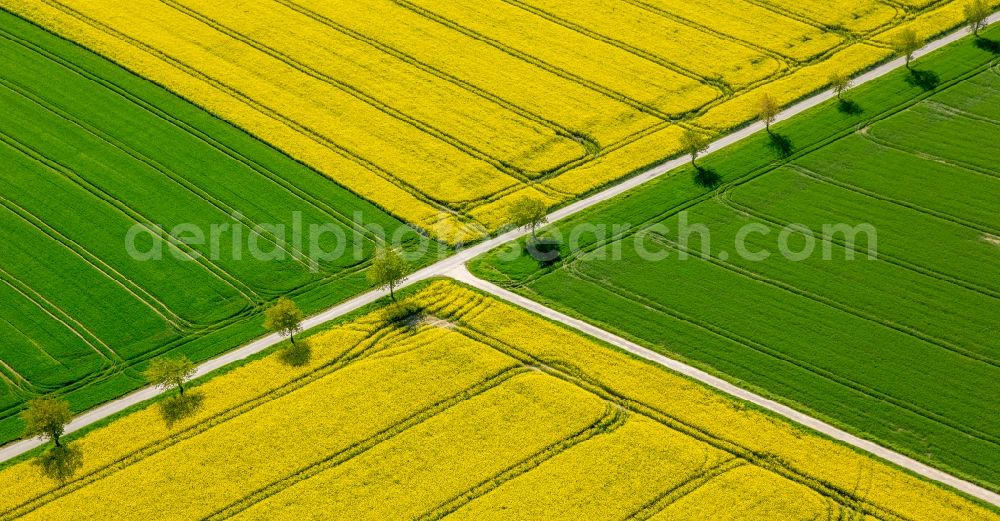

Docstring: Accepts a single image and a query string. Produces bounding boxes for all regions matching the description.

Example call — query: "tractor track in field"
[624,458,747,520]
[0,266,120,365]
[787,163,1000,236]
[35,0,486,237]
[2,11,999,510]
[160,0,572,197]
[202,365,531,520]
[716,183,1000,300]
[0,195,192,330]
[417,404,629,520]
[0,77,317,274]
[643,231,1000,367]
[0,129,262,304]
[861,119,1000,181]
[0,26,384,245]
[449,318,913,521]
[560,255,1000,447]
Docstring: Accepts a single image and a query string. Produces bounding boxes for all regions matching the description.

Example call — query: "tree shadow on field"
[379,301,425,331]
[974,37,1000,54]
[35,444,84,483]
[279,340,312,367]
[160,391,205,427]
[906,68,940,91]
[526,236,562,267]
[836,99,863,116]
[766,132,794,158]
[692,166,722,189]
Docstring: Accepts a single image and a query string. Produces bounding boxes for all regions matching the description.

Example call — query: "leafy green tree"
[145,356,196,397]
[758,93,781,132]
[508,197,548,240]
[367,247,409,301]
[264,297,304,345]
[829,71,853,100]
[892,29,923,68]
[680,129,710,167]
[21,396,73,448]
[964,0,989,36]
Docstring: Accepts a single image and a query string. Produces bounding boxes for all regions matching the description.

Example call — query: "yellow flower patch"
[0,281,997,520]
[3,0,988,242]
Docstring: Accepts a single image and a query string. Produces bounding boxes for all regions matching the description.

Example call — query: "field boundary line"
[417,404,628,520]
[2,12,998,509]
[447,317,905,519]
[161,0,573,192]
[788,163,1000,236]
[203,366,529,520]
[0,27,383,245]
[36,0,483,234]
[717,184,1000,299]
[0,129,261,303]
[448,265,1000,509]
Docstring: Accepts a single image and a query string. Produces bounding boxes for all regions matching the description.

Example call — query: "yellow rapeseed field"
[3,0,995,241]
[1,281,997,520]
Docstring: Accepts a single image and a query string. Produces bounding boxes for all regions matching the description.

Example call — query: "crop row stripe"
[0,27,382,245]
[417,404,629,520]
[0,76,317,276]
[616,0,796,65]
[449,323,908,521]
[0,129,260,304]
[272,0,601,158]
[0,265,120,365]
[565,257,1000,447]
[646,230,1000,368]
[788,163,1000,239]
[36,0,484,234]
[717,185,1000,300]
[203,366,530,520]
[161,0,574,192]
[392,0,678,122]
[498,0,732,95]
[0,192,191,330]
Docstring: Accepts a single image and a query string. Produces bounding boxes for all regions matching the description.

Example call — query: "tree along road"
[2,14,999,508]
